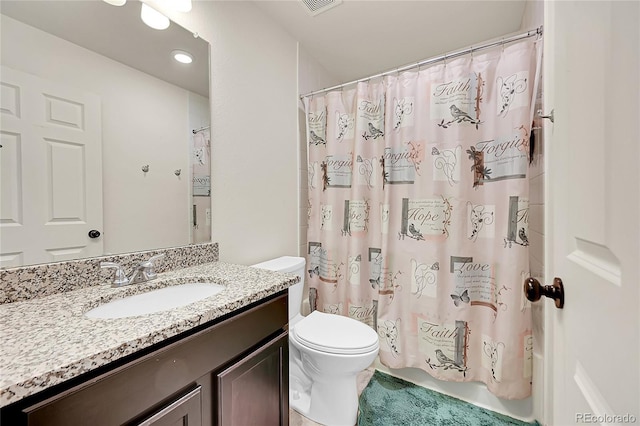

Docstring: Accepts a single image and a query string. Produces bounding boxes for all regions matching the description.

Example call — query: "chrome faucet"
[101,254,165,288]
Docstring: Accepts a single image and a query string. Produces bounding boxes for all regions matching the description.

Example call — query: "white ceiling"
[253,0,529,84]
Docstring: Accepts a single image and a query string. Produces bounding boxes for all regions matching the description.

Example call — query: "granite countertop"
[0,261,298,408]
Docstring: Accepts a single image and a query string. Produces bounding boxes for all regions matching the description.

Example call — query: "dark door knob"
[524,277,564,309]
[88,230,101,239]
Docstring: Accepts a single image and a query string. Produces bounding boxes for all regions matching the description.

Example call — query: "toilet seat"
[291,311,379,355]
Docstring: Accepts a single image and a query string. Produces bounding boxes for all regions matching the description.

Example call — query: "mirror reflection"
[0,0,211,268]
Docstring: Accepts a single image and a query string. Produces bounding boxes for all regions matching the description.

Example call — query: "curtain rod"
[192,125,210,134]
[299,26,543,100]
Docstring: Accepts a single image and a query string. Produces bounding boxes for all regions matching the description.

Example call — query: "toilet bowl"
[252,256,379,426]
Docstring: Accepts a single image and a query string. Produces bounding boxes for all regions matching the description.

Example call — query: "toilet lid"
[292,311,379,355]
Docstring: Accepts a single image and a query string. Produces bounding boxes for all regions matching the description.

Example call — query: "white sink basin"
[85,283,225,319]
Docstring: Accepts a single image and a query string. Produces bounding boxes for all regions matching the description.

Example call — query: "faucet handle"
[100,262,129,286]
[143,254,165,280]
[148,253,165,265]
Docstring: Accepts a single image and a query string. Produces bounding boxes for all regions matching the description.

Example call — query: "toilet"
[252,256,379,426]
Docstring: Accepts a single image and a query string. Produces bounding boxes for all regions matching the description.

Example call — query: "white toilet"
[252,256,379,426]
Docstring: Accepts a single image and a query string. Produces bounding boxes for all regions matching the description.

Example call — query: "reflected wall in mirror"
[0,1,211,268]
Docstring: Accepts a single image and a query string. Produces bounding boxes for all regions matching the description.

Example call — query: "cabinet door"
[136,386,202,426]
[217,331,289,426]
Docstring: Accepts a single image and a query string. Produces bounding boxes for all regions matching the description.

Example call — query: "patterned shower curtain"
[304,38,541,399]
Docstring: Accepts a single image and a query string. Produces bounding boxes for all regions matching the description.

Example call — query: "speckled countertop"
[0,261,298,408]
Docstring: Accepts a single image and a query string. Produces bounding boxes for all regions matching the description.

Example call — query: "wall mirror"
[0,0,211,268]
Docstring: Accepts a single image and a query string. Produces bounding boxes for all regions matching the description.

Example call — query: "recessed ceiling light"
[103,0,126,5]
[141,3,170,30]
[172,50,193,64]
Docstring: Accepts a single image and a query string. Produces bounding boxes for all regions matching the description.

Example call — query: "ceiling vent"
[299,0,343,16]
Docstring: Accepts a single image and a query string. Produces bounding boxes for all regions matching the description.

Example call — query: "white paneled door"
[0,66,103,267]
[545,1,639,425]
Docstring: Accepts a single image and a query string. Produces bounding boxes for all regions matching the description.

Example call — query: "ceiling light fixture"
[172,50,193,64]
[103,0,127,5]
[140,3,170,30]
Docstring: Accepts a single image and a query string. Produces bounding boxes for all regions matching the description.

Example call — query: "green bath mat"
[358,371,538,426]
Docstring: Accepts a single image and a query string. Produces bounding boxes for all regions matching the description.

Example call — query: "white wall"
[153,1,300,265]
[1,15,191,255]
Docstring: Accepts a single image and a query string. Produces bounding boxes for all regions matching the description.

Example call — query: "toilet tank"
[251,256,306,321]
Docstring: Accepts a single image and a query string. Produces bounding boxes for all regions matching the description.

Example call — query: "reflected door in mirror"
[0,66,103,267]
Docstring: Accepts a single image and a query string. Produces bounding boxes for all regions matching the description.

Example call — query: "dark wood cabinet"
[1,291,288,426]
[216,331,288,426]
[136,386,202,426]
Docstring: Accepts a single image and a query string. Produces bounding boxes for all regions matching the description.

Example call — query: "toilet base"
[290,372,360,426]
[289,383,311,419]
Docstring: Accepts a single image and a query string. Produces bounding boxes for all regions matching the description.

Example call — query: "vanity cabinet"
[1,291,289,426]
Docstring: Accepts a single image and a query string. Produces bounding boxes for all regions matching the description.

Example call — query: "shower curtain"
[191,128,211,243]
[304,38,541,399]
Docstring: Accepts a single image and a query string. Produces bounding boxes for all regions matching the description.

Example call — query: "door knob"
[524,277,564,309]
[88,229,101,239]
